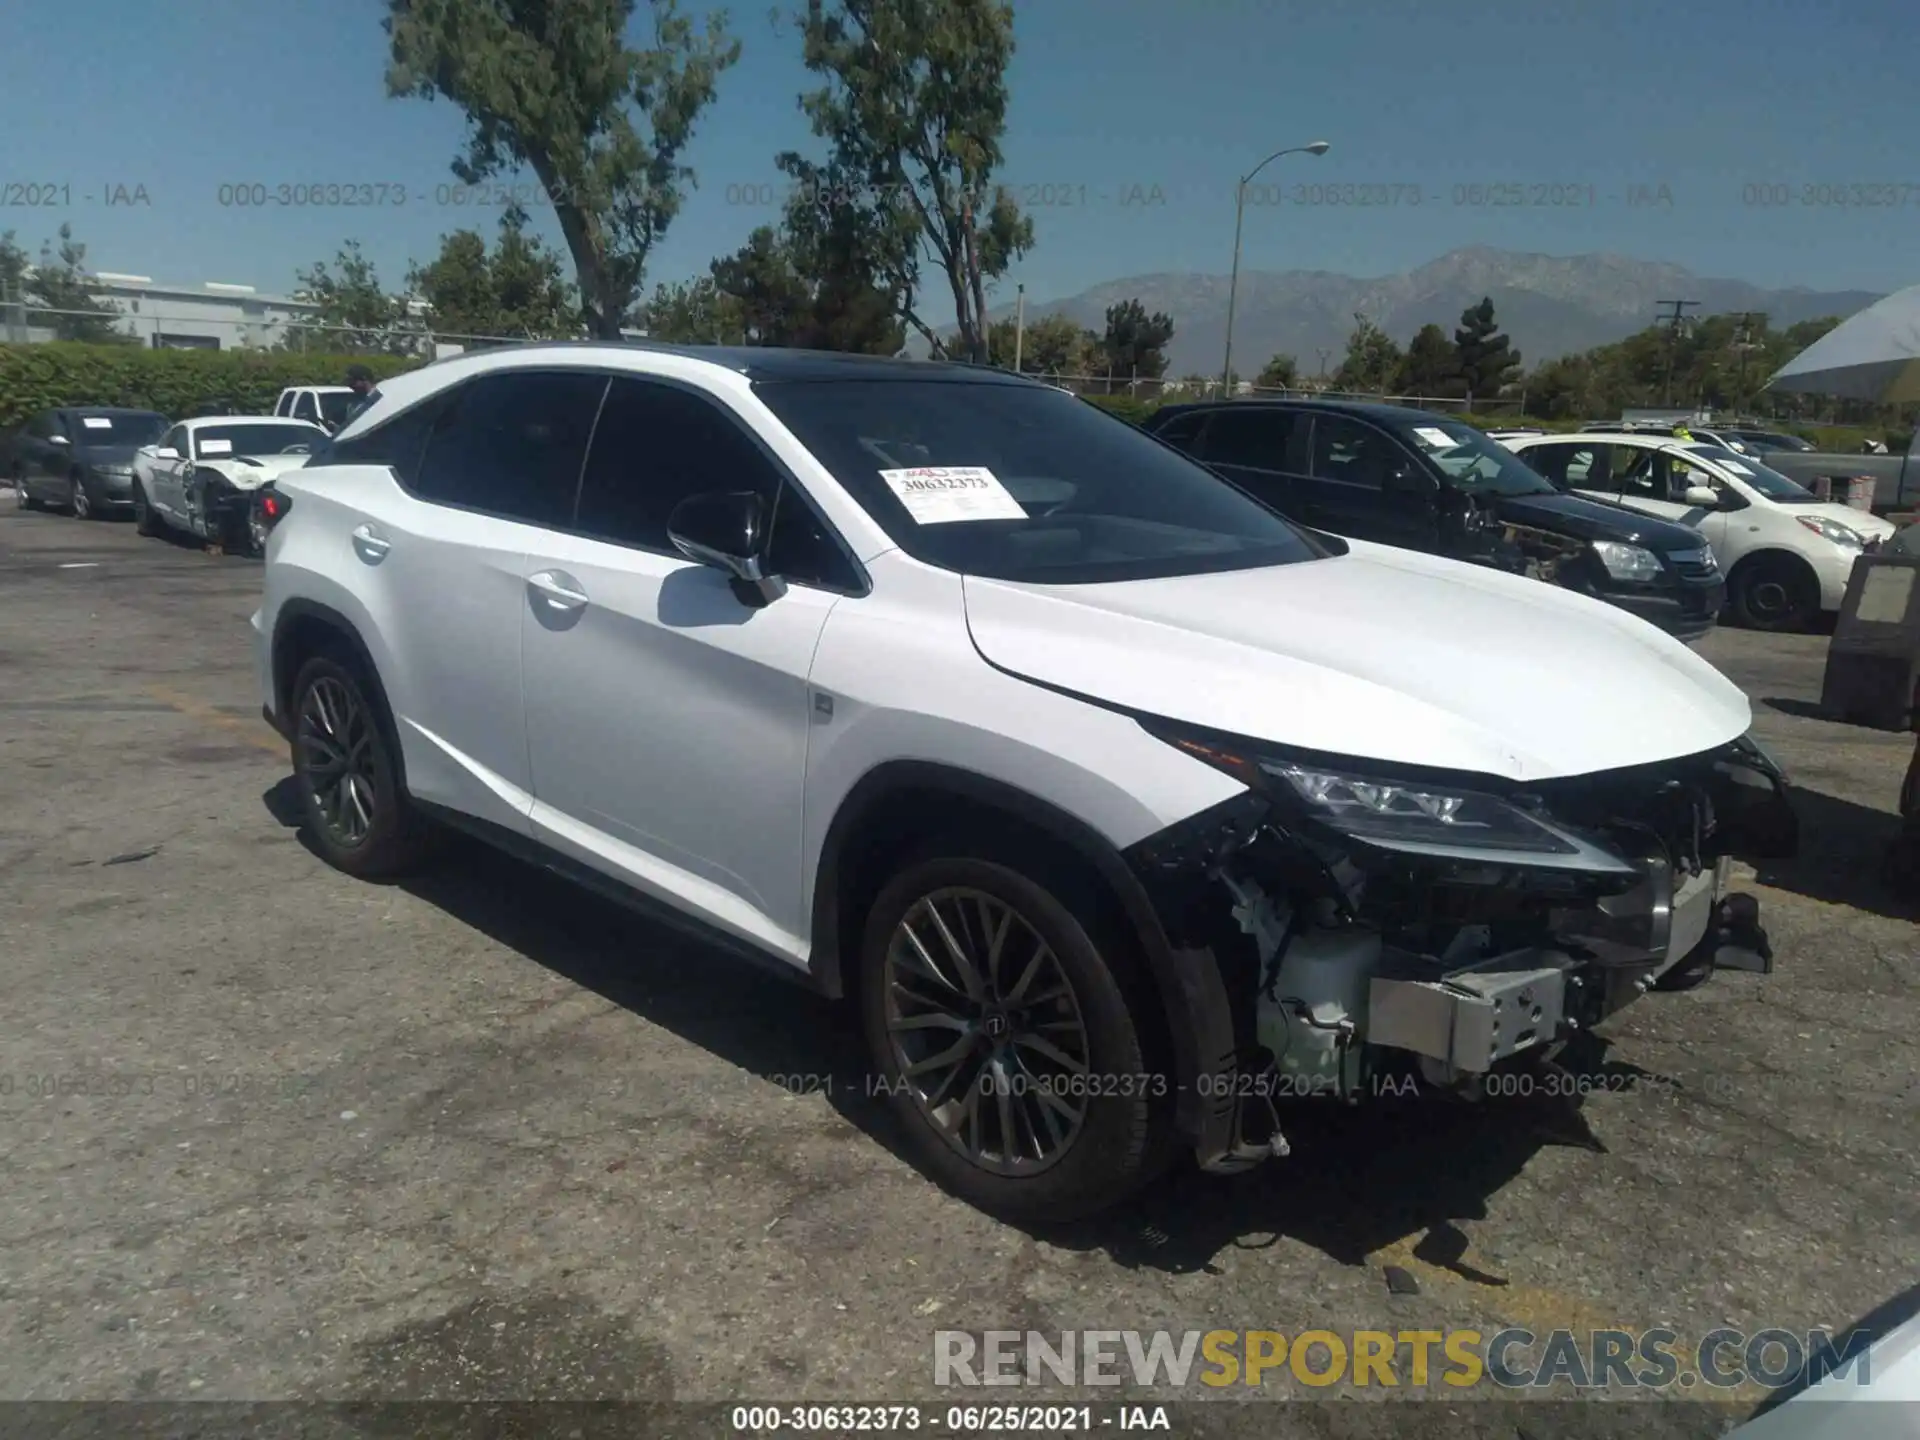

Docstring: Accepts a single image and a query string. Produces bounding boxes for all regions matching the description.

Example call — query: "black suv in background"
[1144,400,1726,641]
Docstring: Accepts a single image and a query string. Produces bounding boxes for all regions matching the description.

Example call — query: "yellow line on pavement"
[145,685,287,759]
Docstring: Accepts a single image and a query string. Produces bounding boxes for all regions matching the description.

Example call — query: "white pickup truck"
[272,386,360,434]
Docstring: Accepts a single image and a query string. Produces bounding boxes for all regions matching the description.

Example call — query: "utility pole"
[1013,284,1025,374]
[1656,298,1699,409]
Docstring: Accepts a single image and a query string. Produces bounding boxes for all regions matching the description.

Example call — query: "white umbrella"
[1768,281,1920,402]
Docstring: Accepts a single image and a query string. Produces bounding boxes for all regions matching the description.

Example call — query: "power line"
[1656,298,1699,407]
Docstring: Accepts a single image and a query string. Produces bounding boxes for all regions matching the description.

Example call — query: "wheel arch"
[808,760,1234,1140]
[1725,544,1820,589]
[271,598,408,790]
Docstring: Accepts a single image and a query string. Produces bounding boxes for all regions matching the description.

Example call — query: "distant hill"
[954,246,1883,377]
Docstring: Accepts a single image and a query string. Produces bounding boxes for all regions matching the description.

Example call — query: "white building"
[3,272,433,350]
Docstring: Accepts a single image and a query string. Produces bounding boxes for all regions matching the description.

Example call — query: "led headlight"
[1156,729,1634,872]
[1590,539,1664,582]
[1796,515,1863,549]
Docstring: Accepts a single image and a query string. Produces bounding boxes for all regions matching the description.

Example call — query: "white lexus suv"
[253,343,1797,1222]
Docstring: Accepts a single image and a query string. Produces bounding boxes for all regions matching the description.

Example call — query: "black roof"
[467,339,1048,387]
[61,405,167,416]
[1148,396,1460,426]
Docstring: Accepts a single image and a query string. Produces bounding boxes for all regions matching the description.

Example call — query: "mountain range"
[971,246,1884,378]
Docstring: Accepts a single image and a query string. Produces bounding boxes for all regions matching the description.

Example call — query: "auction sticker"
[878,466,1027,525]
[199,439,233,455]
[1412,426,1457,448]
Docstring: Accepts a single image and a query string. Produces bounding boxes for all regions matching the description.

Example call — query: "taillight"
[260,492,289,523]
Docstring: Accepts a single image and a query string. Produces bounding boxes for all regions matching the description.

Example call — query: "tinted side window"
[1201,408,1298,468]
[25,412,54,440]
[324,394,443,483]
[575,378,857,590]
[1310,416,1399,490]
[1154,411,1207,450]
[160,425,185,455]
[414,370,608,525]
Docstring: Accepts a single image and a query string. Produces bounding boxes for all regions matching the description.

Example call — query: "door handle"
[350,524,391,564]
[527,570,589,612]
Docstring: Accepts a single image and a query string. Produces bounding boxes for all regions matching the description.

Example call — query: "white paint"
[58,562,100,569]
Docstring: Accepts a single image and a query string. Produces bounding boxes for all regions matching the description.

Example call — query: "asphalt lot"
[0,500,1914,1436]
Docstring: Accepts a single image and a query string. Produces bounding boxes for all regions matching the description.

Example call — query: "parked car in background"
[1744,445,1917,511]
[1720,428,1817,454]
[1507,432,1897,631]
[255,342,1792,1222]
[132,416,327,552]
[273,386,360,434]
[1143,399,1725,641]
[1484,427,1545,447]
[11,407,170,519]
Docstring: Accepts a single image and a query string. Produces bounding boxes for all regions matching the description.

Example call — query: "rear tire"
[858,854,1172,1223]
[1730,554,1819,632]
[13,468,37,510]
[288,654,439,879]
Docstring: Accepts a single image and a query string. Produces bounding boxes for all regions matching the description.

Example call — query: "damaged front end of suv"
[1124,723,1798,1173]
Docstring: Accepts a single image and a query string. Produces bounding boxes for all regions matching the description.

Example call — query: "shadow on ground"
[1749,782,1919,921]
[260,780,1651,1285]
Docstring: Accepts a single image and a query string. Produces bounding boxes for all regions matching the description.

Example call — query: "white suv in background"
[252,343,1795,1222]
[1508,431,1897,631]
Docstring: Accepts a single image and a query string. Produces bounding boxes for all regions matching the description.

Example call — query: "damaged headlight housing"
[1157,730,1635,873]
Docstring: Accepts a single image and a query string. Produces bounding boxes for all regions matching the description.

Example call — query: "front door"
[1306,413,1435,549]
[519,375,854,965]
[148,425,192,520]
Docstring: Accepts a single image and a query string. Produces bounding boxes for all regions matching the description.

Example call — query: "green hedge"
[0,343,422,433]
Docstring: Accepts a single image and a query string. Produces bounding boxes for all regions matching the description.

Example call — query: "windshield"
[1392,418,1557,496]
[193,422,323,459]
[72,411,167,446]
[756,379,1326,584]
[1684,445,1818,502]
[319,392,358,426]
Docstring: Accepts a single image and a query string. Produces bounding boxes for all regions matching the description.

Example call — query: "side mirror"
[667,491,785,607]
[155,446,179,460]
[48,434,69,446]
[1683,485,1719,507]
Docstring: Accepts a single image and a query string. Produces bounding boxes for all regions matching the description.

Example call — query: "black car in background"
[1143,399,1727,641]
[11,407,170,519]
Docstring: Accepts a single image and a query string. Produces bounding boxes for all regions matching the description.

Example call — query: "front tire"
[70,473,98,520]
[13,468,37,510]
[133,481,162,536]
[858,855,1170,1223]
[1730,554,1819,632]
[289,654,438,878]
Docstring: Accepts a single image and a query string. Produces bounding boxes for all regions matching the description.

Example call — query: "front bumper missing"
[1367,886,1773,1076]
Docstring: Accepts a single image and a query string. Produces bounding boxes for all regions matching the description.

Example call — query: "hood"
[195,453,313,489]
[962,544,1750,783]
[1498,490,1704,551]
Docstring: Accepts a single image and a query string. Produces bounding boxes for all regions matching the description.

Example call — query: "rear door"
[1305,413,1433,548]
[1193,406,1307,517]
[343,368,608,836]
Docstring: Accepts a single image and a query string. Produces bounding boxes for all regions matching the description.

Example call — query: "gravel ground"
[0,499,1913,1438]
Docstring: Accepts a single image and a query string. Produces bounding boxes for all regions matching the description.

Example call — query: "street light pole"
[1014,284,1025,374]
[1221,140,1330,395]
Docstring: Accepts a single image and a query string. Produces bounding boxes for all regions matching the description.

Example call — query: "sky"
[1,0,1914,311]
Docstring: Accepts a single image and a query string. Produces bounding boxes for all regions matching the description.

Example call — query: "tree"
[386,0,742,339]
[1098,298,1174,387]
[1254,353,1298,390]
[1331,313,1401,393]
[407,207,578,341]
[987,312,1094,375]
[1453,297,1520,400]
[779,0,1033,362]
[710,225,814,345]
[288,241,419,353]
[1396,323,1461,398]
[764,183,907,352]
[24,225,129,343]
[642,275,744,342]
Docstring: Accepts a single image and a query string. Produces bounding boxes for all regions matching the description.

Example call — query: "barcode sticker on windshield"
[198,439,232,455]
[1412,426,1455,448]
[81,417,113,429]
[878,466,1027,524]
